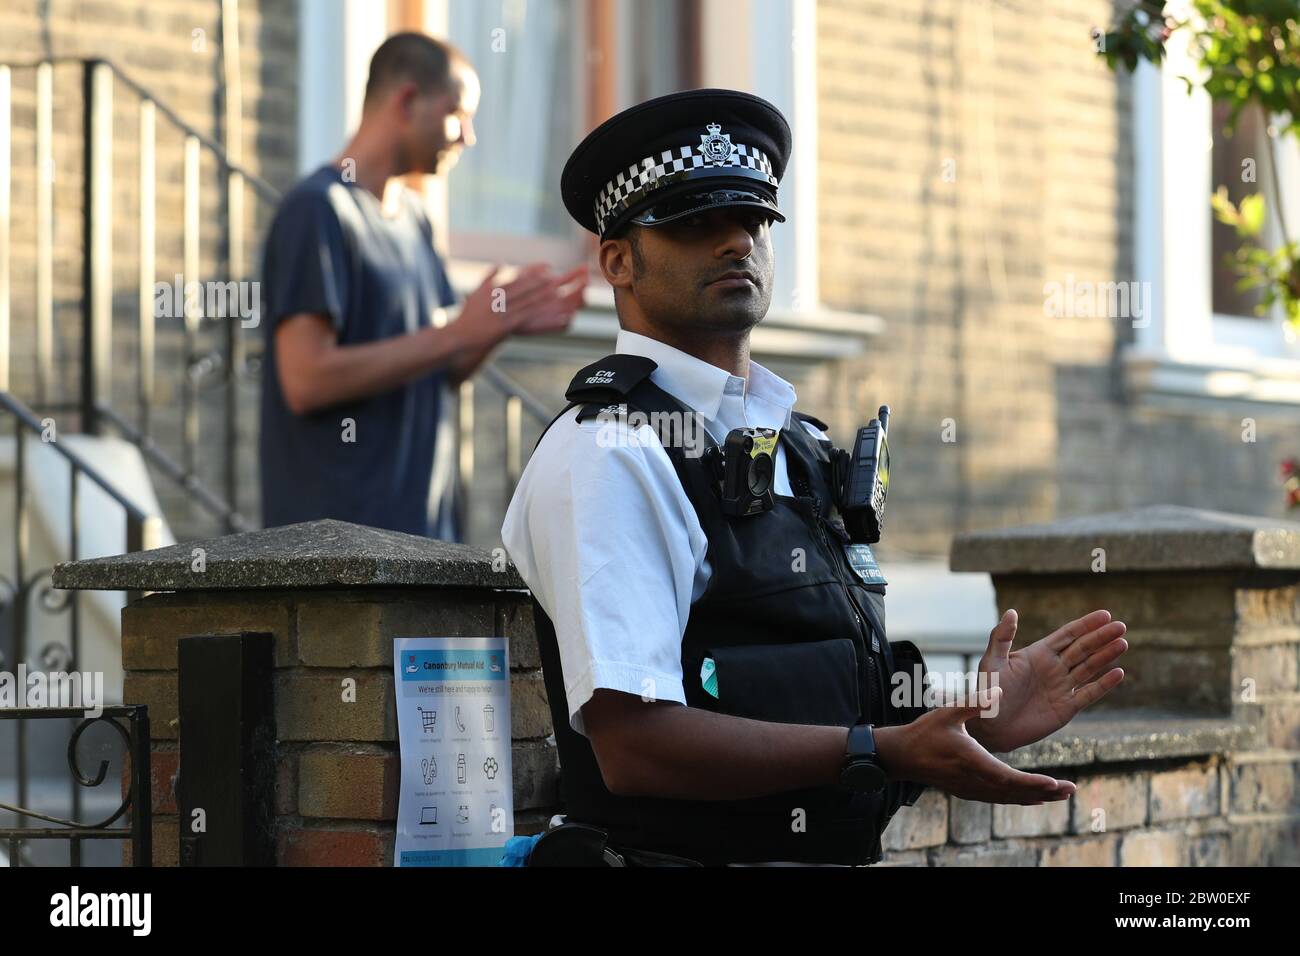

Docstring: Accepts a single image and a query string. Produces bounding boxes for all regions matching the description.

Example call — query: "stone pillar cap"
[950,504,1300,574]
[52,519,525,591]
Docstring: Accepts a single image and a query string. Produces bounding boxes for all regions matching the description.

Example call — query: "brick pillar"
[53,519,559,866]
[949,504,1300,866]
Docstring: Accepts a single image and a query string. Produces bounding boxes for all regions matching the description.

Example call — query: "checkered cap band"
[594,143,776,236]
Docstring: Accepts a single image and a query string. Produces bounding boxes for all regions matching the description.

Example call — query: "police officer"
[501,89,1129,866]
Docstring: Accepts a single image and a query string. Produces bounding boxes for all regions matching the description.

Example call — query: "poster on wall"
[392,636,513,866]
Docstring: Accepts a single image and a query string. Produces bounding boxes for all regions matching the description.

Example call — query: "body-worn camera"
[834,405,890,543]
[703,405,890,539]
[702,427,779,516]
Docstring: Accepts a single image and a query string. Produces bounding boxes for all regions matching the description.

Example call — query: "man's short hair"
[364,32,471,107]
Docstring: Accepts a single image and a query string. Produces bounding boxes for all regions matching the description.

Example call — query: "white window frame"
[297,0,390,175]
[428,0,824,314]
[298,1,879,358]
[701,0,819,317]
[1130,30,1300,403]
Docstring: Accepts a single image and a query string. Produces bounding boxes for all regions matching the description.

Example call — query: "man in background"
[260,31,585,537]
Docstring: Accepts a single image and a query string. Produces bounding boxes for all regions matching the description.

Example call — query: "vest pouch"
[886,639,931,726]
[702,638,862,727]
[884,638,931,809]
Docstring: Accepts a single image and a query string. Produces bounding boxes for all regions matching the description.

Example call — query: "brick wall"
[926,508,1300,867]
[5,0,1297,553]
[814,0,1297,560]
[119,586,556,867]
[116,568,1300,867]
[1,0,298,541]
[877,760,1267,867]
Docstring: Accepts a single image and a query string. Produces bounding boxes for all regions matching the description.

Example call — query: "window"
[444,0,701,266]
[1209,101,1283,320]
[424,0,826,326]
[1130,29,1300,401]
[446,0,581,261]
[611,0,701,110]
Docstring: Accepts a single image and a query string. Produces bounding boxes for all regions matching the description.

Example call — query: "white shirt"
[500,330,826,738]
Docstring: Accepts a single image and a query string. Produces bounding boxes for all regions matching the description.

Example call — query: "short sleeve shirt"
[500,330,827,738]
[258,165,457,535]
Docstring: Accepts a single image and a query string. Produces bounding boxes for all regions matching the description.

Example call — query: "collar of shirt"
[614,329,798,444]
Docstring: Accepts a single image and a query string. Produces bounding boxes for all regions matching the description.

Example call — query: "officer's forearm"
[585,692,849,800]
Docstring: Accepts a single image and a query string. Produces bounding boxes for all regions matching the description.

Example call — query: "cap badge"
[698,122,736,166]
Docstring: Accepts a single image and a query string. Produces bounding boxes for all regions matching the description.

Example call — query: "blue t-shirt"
[258,165,456,536]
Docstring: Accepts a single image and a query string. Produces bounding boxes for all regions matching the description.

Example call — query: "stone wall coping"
[998,711,1258,771]
[52,519,527,592]
[951,504,1300,574]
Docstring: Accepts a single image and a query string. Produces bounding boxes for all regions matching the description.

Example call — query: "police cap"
[560,88,792,241]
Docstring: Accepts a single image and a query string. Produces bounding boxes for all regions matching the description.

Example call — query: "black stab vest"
[530,353,928,865]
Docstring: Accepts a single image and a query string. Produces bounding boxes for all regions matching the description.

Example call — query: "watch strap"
[844,722,877,760]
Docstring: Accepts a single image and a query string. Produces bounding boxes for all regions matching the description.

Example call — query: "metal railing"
[462,362,556,538]
[0,706,152,867]
[0,56,554,545]
[0,56,275,535]
[0,52,556,868]
[0,391,161,866]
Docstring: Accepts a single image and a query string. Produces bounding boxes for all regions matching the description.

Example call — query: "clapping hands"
[460,262,588,343]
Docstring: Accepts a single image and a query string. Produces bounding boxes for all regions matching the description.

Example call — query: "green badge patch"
[700,657,719,698]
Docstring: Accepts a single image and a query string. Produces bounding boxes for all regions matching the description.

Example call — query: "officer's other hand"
[969,608,1127,754]
[874,686,1076,806]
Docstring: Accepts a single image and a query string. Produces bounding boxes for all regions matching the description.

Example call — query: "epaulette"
[574,400,628,424]
[565,354,658,403]
[531,355,662,451]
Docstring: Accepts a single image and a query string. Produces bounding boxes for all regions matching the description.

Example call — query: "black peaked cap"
[560,88,792,239]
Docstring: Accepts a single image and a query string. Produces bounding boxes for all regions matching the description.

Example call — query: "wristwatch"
[840,723,888,793]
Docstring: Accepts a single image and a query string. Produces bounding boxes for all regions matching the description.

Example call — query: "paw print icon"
[482,756,499,780]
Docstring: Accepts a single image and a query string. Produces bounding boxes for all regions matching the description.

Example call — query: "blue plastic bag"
[497,832,543,866]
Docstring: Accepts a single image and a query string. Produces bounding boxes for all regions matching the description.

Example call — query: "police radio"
[835,405,890,544]
[703,427,779,517]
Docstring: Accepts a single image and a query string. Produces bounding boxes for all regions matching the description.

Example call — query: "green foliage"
[1100,1,1300,328]
[1212,186,1268,237]
[1098,0,1173,71]
[1102,1,1300,132]
[1213,187,1300,320]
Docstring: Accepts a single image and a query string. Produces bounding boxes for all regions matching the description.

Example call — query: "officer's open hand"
[966,608,1128,755]
[876,686,1076,805]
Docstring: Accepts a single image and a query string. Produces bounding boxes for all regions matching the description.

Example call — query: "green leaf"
[1211,186,1241,227]
[1238,193,1267,237]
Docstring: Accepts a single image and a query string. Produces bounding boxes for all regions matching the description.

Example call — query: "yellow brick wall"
[815,0,1296,557]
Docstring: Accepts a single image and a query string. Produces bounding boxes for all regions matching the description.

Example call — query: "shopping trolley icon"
[418,707,437,733]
